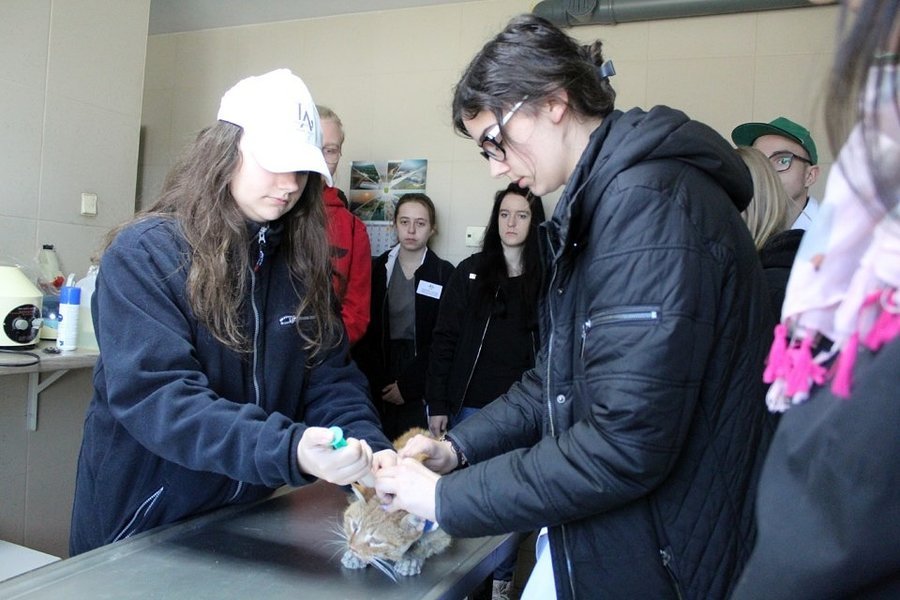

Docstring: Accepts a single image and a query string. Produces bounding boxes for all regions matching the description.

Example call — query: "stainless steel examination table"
[0,480,514,599]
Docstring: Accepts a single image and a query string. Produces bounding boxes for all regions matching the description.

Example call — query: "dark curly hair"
[452,13,615,138]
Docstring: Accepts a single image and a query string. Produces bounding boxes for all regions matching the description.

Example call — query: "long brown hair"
[825,0,899,211]
[106,122,340,357]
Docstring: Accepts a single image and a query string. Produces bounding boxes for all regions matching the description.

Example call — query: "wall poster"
[348,159,427,256]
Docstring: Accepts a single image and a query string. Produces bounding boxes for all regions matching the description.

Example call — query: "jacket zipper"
[542,235,577,599]
[580,306,660,360]
[660,548,685,600]
[455,288,497,416]
[253,225,267,272]
[113,486,164,543]
[230,226,267,503]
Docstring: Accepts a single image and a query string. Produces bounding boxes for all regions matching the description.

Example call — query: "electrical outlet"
[80,193,98,216]
[465,226,485,247]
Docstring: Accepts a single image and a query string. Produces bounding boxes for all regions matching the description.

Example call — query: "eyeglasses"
[479,96,529,162]
[768,151,812,173]
[323,146,342,161]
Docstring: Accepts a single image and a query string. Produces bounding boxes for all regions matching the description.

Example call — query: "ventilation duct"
[532,0,835,27]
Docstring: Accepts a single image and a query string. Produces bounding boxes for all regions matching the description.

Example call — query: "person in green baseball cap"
[731,116,821,230]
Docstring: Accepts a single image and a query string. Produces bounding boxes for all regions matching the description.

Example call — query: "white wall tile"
[138,87,175,169]
[647,57,756,138]
[40,95,141,230]
[0,216,38,269]
[365,5,463,76]
[0,0,51,89]
[757,5,841,55]
[647,12,755,59]
[0,80,44,220]
[171,29,240,95]
[46,0,149,116]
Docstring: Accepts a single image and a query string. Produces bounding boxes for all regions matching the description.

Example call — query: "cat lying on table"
[340,428,452,579]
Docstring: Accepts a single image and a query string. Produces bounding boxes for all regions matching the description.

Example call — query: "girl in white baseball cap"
[69,69,392,555]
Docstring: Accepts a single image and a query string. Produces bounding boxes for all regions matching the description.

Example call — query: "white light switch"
[465,226,485,247]
[80,193,98,216]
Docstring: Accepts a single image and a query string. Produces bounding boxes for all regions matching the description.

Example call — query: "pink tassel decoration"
[763,323,789,384]
[785,336,827,397]
[830,332,859,398]
[864,304,900,351]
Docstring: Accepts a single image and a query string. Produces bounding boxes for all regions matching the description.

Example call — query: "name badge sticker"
[416,280,443,299]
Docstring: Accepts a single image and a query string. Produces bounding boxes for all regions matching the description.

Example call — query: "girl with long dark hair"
[426,183,545,437]
[424,183,544,598]
[70,70,391,555]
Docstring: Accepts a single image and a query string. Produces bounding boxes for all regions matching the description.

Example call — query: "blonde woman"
[737,145,805,317]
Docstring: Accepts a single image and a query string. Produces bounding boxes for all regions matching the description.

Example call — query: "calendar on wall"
[363,222,398,257]
[348,159,427,256]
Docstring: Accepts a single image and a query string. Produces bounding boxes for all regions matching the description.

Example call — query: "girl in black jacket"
[426,183,545,437]
[425,183,545,597]
[355,193,455,440]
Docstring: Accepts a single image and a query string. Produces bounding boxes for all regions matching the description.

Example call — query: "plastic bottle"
[39,294,60,340]
[76,265,99,351]
[36,244,65,293]
[56,274,81,352]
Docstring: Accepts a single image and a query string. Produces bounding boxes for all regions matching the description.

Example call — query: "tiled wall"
[141,1,838,266]
[0,0,150,281]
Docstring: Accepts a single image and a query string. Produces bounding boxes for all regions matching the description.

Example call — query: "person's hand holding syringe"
[296,425,392,487]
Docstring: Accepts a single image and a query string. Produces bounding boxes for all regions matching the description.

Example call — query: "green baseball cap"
[731,116,818,165]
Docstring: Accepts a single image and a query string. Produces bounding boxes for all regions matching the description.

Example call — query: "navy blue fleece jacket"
[70,216,389,555]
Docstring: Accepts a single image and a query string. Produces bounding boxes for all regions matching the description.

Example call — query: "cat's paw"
[341,549,367,570]
[393,557,424,576]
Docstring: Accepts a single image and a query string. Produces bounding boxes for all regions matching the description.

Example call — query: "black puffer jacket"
[436,107,774,599]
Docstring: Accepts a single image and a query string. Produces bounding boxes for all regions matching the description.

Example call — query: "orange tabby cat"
[340,428,452,579]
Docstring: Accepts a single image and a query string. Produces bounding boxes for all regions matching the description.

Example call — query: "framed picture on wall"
[348,159,427,256]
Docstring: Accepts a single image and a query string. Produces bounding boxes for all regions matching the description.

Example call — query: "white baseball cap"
[217,69,333,187]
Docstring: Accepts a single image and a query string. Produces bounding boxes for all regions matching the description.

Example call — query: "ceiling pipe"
[532,0,836,27]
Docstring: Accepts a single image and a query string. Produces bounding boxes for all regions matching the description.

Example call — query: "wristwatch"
[440,433,469,469]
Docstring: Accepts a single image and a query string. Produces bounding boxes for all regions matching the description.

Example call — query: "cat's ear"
[401,513,426,533]
[350,482,376,503]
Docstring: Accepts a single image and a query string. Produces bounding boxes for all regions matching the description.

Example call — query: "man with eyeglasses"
[731,116,821,230]
[317,104,372,347]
